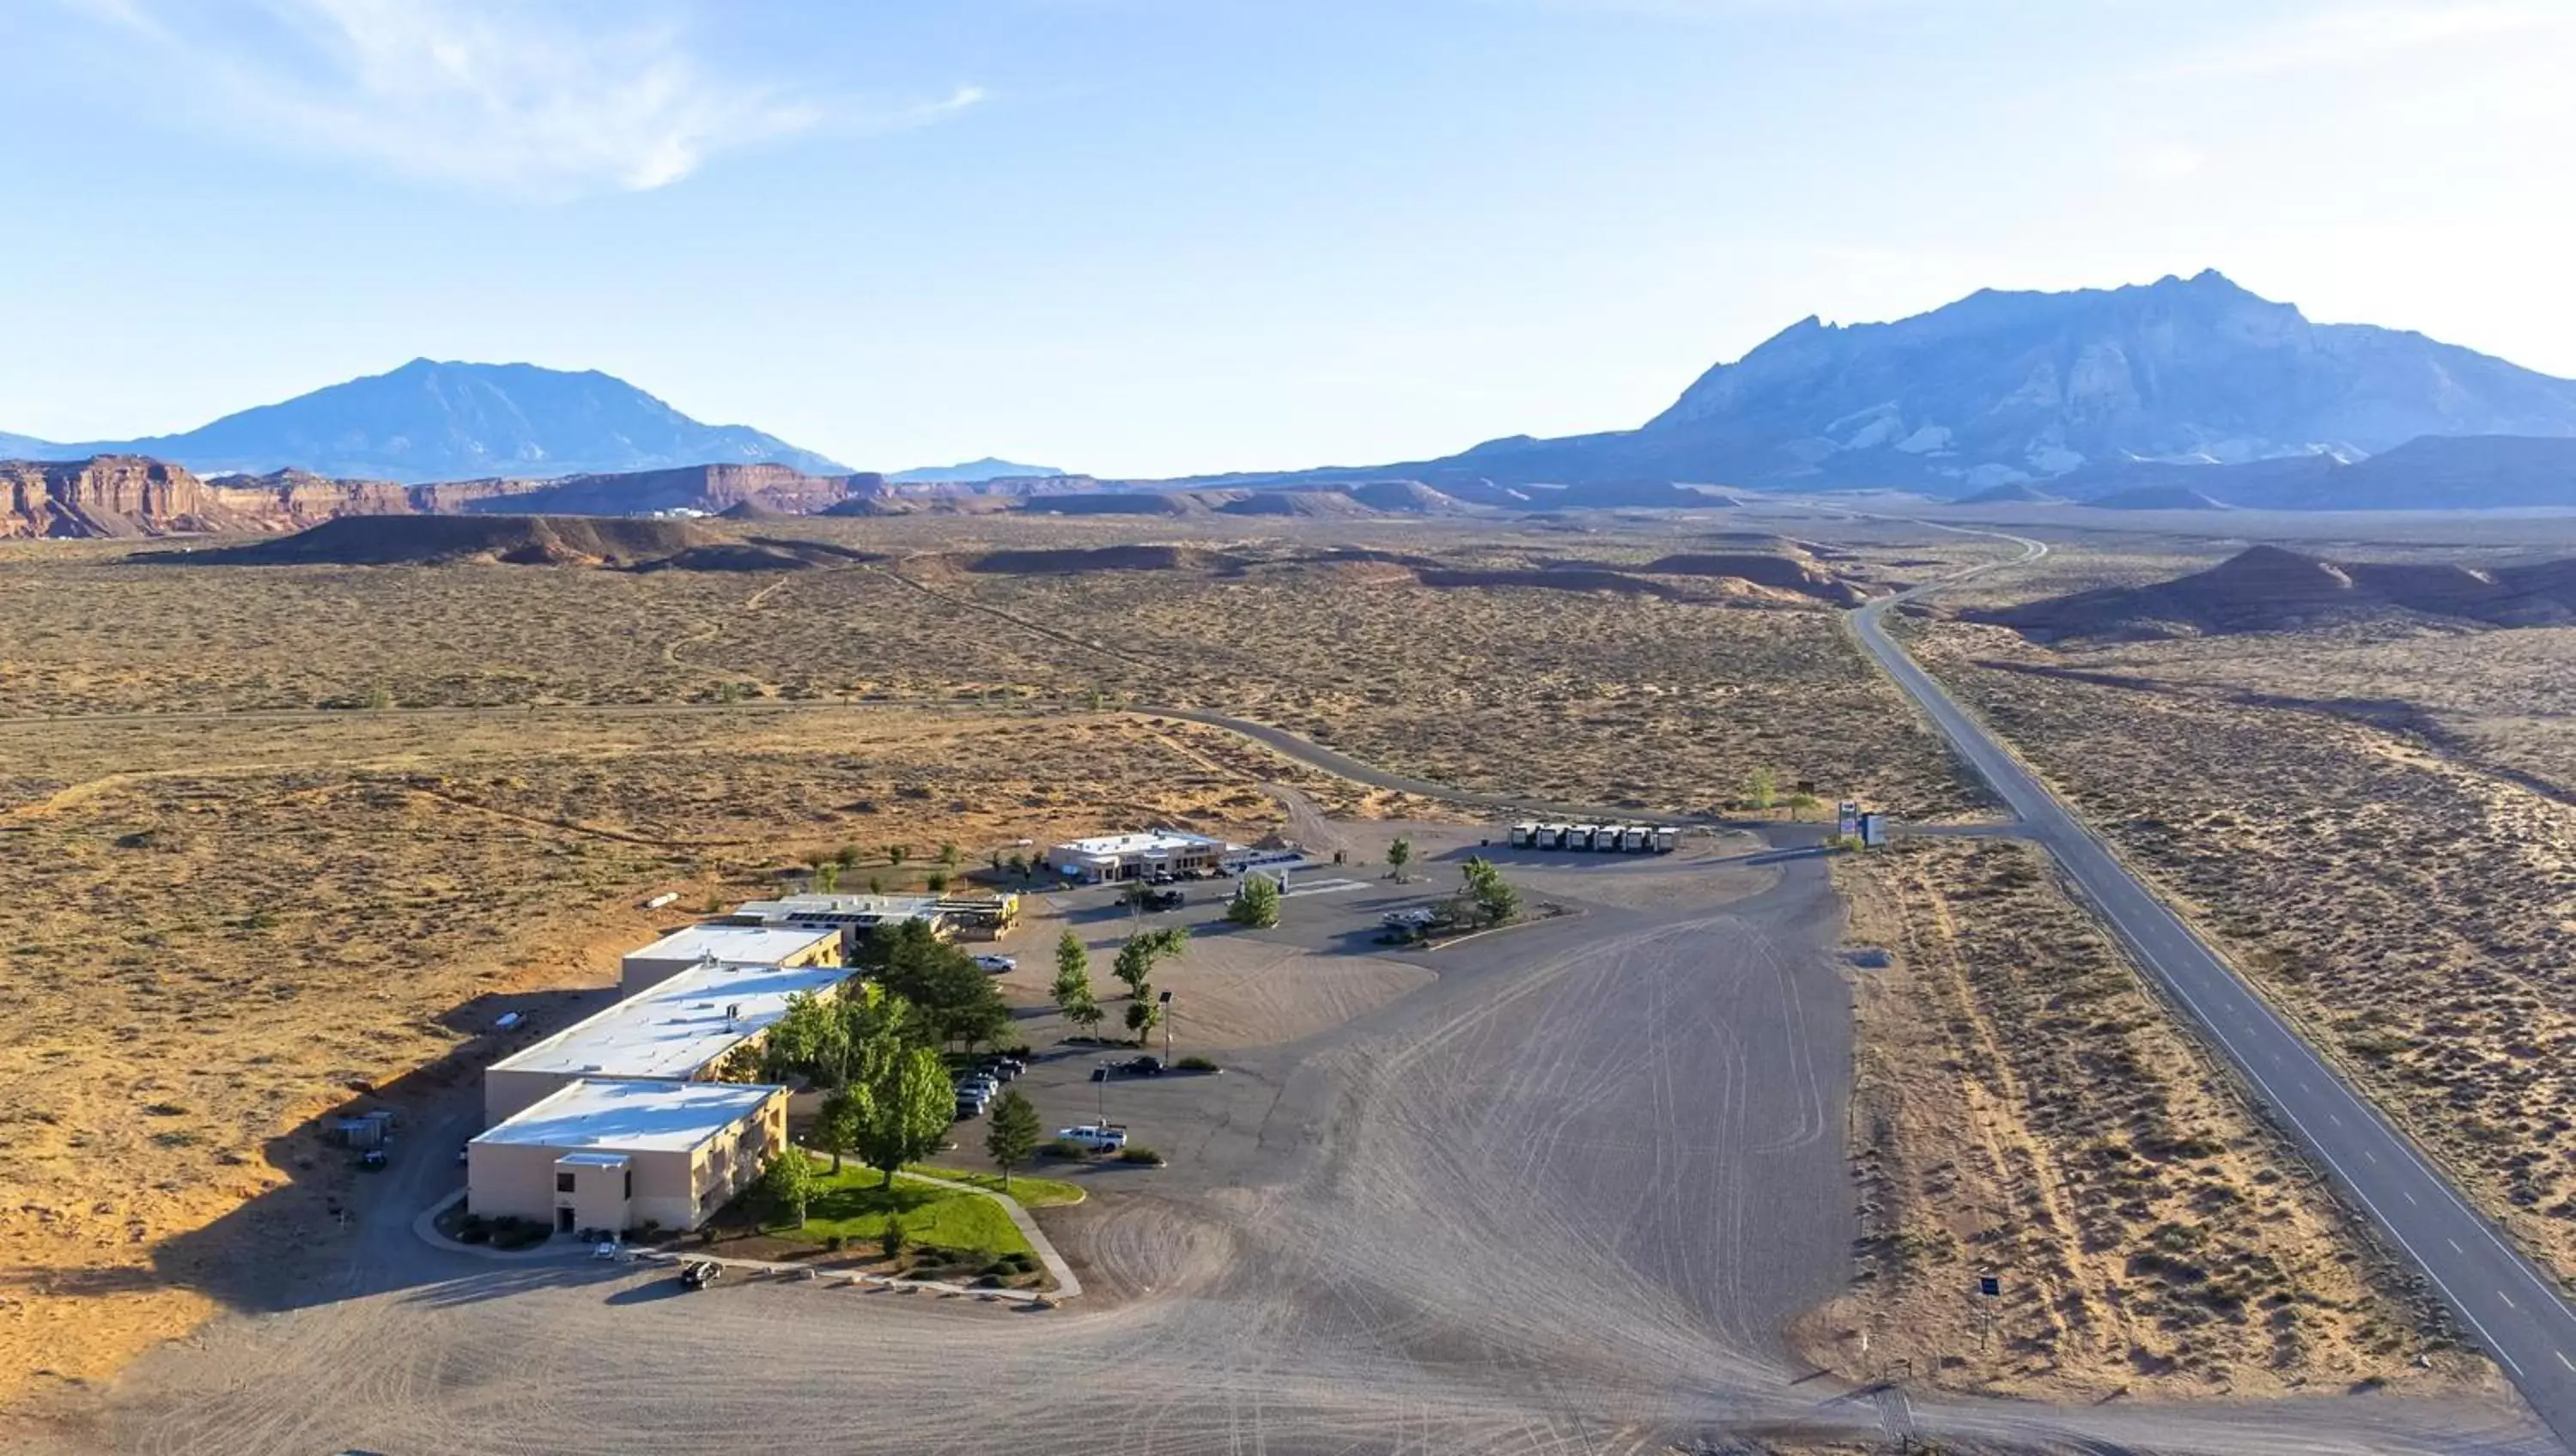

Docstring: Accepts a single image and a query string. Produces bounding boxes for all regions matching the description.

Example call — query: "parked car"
[678,1259,720,1290]
[957,1071,1000,1094]
[1382,907,1437,929]
[973,954,1017,974]
[357,1149,387,1171]
[592,1241,623,1260]
[979,1057,1024,1081]
[1127,885,1186,912]
[1122,1055,1164,1077]
[1055,1121,1128,1152]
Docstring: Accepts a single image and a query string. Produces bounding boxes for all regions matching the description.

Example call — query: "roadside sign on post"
[1978,1275,2000,1298]
[1838,801,1861,838]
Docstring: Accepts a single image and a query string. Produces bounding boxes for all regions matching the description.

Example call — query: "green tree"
[865,921,1012,1048]
[1051,931,1094,1010]
[1786,791,1822,821]
[1111,926,1189,997]
[1386,837,1413,883]
[881,1216,907,1263]
[1460,857,1522,926]
[1125,993,1163,1046]
[939,840,963,869]
[927,871,949,893]
[867,874,886,895]
[886,843,909,866]
[1006,852,1030,879]
[816,860,841,894]
[814,1089,862,1174]
[1227,874,1282,929]
[1065,993,1106,1037]
[760,1148,820,1228]
[1745,766,1778,813]
[984,1089,1041,1190]
[857,1046,954,1190]
[833,843,862,869]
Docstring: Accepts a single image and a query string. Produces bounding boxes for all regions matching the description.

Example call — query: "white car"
[957,1076,999,1101]
[973,955,1017,974]
[1055,1122,1128,1152]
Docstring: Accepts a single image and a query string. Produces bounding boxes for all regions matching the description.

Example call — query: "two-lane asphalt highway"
[1850,549,2576,1450]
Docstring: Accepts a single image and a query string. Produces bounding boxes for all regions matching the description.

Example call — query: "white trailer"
[1593,825,1628,852]
[1538,824,1568,849]
[1567,825,1598,851]
[1651,827,1679,853]
[1622,826,1653,852]
[1507,822,1538,848]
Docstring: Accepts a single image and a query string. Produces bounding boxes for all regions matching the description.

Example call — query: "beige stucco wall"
[465,1086,789,1235]
[484,1065,581,1125]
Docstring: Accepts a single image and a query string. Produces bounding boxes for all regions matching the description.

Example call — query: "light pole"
[1158,989,1174,1063]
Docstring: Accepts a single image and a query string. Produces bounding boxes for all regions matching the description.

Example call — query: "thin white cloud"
[58,0,980,196]
[2160,1,2561,80]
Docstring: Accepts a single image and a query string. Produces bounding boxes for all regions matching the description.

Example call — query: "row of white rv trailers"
[1507,822,1678,853]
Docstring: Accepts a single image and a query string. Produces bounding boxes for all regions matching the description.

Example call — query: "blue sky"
[3,0,2571,477]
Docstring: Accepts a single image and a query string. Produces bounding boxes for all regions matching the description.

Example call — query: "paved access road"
[1851,536,2576,1450]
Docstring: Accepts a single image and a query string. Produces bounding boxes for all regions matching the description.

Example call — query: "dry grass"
[1906,555,2576,1291]
[0,512,1986,1403]
[0,520,1981,818]
[1810,838,2484,1402]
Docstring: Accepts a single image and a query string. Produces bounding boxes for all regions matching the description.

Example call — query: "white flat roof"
[733,893,945,922]
[472,1078,782,1155]
[492,960,854,1082]
[1053,830,1226,858]
[623,923,839,964]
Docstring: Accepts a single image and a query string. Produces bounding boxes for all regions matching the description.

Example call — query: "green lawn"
[764,1162,1032,1256]
[906,1165,1086,1209]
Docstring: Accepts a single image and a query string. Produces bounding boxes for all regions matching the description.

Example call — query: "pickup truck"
[1055,1121,1129,1153]
[1123,885,1186,913]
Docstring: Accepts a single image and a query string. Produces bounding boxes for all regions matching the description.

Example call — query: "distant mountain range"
[1252,270,2576,505]
[0,360,847,483]
[887,457,1067,484]
[15,272,2576,511]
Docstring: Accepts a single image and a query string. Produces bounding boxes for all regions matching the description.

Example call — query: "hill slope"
[1978,545,2576,638]
[6,360,845,483]
[1325,271,2576,495]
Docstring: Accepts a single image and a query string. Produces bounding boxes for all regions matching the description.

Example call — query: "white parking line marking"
[2559,1350,2574,1373]
[2497,1292,2515,1310]
[2448,1239,2464,1253]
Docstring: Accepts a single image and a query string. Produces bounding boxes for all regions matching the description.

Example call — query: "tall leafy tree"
[1125,993,1163,1046]
[1051,931,1094,1011]
[1386,837,1413,883]
[866,920,1012,1048]
[1111,926,1188,997]
[814,1088,862,1175]
[984,1089,1041,1191]
[858,1046,955,1190]
[1065,993,1106,1037]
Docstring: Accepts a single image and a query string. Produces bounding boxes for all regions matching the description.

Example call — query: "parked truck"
[1651,827,1679,853]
